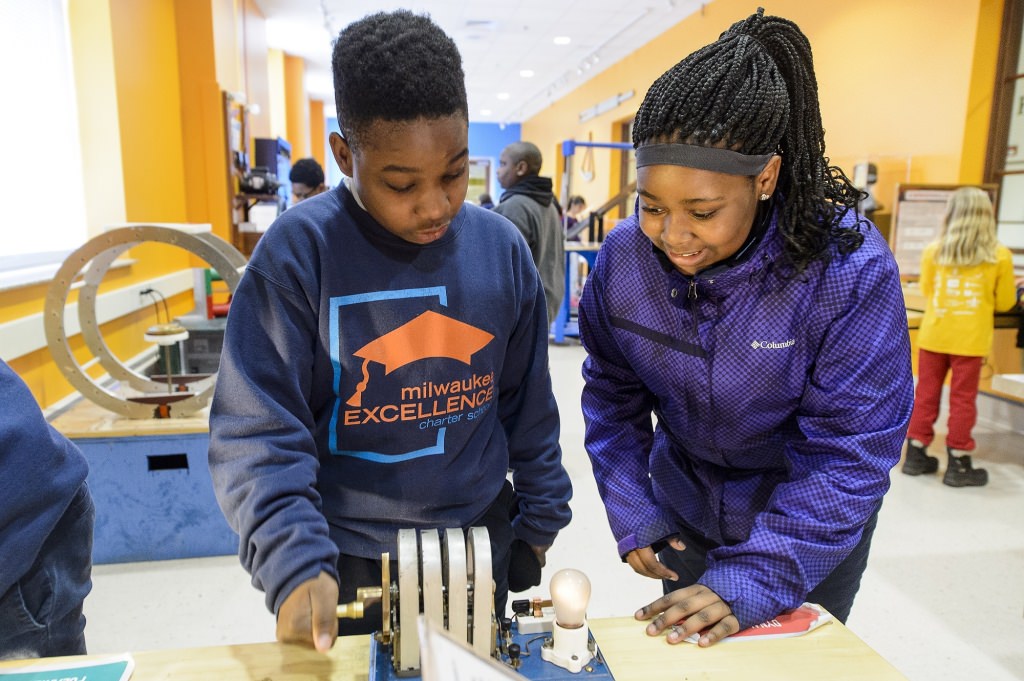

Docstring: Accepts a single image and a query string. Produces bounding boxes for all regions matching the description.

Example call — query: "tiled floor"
[83,342,1024,680]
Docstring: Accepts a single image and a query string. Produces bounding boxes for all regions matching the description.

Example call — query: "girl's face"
[330,115,469,244]
[636,157,780,276]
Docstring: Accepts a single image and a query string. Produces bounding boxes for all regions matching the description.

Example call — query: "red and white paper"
[681,603,832,644]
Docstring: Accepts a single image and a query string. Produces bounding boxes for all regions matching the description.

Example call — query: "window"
[0,0,88,276]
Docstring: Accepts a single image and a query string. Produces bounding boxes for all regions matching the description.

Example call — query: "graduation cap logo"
[346,310,494,407]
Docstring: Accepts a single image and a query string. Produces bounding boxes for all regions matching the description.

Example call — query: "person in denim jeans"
[0,360,94,659]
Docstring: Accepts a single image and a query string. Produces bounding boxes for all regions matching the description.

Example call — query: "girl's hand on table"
[635,584,739,648]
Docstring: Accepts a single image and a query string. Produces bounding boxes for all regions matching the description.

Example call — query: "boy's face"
[330,116,469,244]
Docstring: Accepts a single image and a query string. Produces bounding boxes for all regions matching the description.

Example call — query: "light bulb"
[542,569,594,672]
[549,568,590,629]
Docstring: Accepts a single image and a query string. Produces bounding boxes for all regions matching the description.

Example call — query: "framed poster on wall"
[889,183,999,280]
[468,158,491,206]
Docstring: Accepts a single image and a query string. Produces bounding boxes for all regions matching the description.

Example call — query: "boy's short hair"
[332,10,468,149]
[289,158,324,187]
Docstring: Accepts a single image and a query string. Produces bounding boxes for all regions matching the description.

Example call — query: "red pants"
[907,348,983,451]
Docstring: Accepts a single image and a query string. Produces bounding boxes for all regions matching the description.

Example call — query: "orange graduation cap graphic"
[346,310,494,407]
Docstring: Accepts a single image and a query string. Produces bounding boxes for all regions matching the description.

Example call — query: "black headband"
[636,144,774,176]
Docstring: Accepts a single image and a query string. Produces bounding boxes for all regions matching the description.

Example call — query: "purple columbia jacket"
[578,209,912,628]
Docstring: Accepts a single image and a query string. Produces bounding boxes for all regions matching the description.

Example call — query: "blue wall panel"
[468,122,521,202]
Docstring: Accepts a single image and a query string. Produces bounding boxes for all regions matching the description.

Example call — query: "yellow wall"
[210,0,241,96]
[66,0,126,236]
[524,0,994,219]
[266,48,287,139]
[241,0,272,140]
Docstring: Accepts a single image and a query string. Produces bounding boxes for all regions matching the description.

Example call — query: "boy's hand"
[276,571,339,653]
[635,584,739,648]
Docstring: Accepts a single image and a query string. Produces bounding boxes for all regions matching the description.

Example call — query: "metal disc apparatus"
[339,527,612,680]
[338,527,495,676]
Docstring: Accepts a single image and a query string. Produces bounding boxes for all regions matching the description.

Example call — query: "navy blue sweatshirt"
[0,360,89,598]
[209,185,572,614]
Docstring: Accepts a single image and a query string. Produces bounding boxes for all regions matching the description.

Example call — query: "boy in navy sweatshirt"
[208,10,572,653]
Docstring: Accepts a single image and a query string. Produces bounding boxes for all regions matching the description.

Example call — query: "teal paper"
[0,658,131,681]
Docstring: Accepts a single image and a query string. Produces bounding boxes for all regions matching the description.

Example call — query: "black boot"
[943,449,988,487]
[901,440,938,475]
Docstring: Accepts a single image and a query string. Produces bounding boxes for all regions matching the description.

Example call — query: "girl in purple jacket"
[579,8,913,647]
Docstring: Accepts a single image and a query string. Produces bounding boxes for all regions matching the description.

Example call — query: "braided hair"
[332,10,468,150]
[632,8,865,274]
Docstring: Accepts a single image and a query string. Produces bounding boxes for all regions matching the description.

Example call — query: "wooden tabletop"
[0,637,371,681]
[590,616,905,680]
[0,616,904,680]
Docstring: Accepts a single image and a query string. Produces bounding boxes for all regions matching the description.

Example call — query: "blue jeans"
[657,504,881,624]
[0,483,94,660]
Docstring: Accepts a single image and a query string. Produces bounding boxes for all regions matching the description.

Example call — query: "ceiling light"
[553,36,571,45]
[497,92,510,100]
[519,69,535,78]
[480,108,492,116]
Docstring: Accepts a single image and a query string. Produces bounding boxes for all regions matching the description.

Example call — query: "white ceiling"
[252,0,705,124]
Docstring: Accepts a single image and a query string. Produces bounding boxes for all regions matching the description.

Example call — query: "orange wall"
[961,0,1006,181]
[175,0,229,242]
[285,54,311,158]
[109,0,189,223]
[309,99,326,169]
[524,0,994,219]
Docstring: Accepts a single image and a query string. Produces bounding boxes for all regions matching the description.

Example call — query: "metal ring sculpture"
[44,225,247,419]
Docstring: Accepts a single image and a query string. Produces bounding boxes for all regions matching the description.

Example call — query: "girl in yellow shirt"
[905,187,1018,486]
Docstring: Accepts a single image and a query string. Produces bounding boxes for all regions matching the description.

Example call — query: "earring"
[759,193,771,201]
